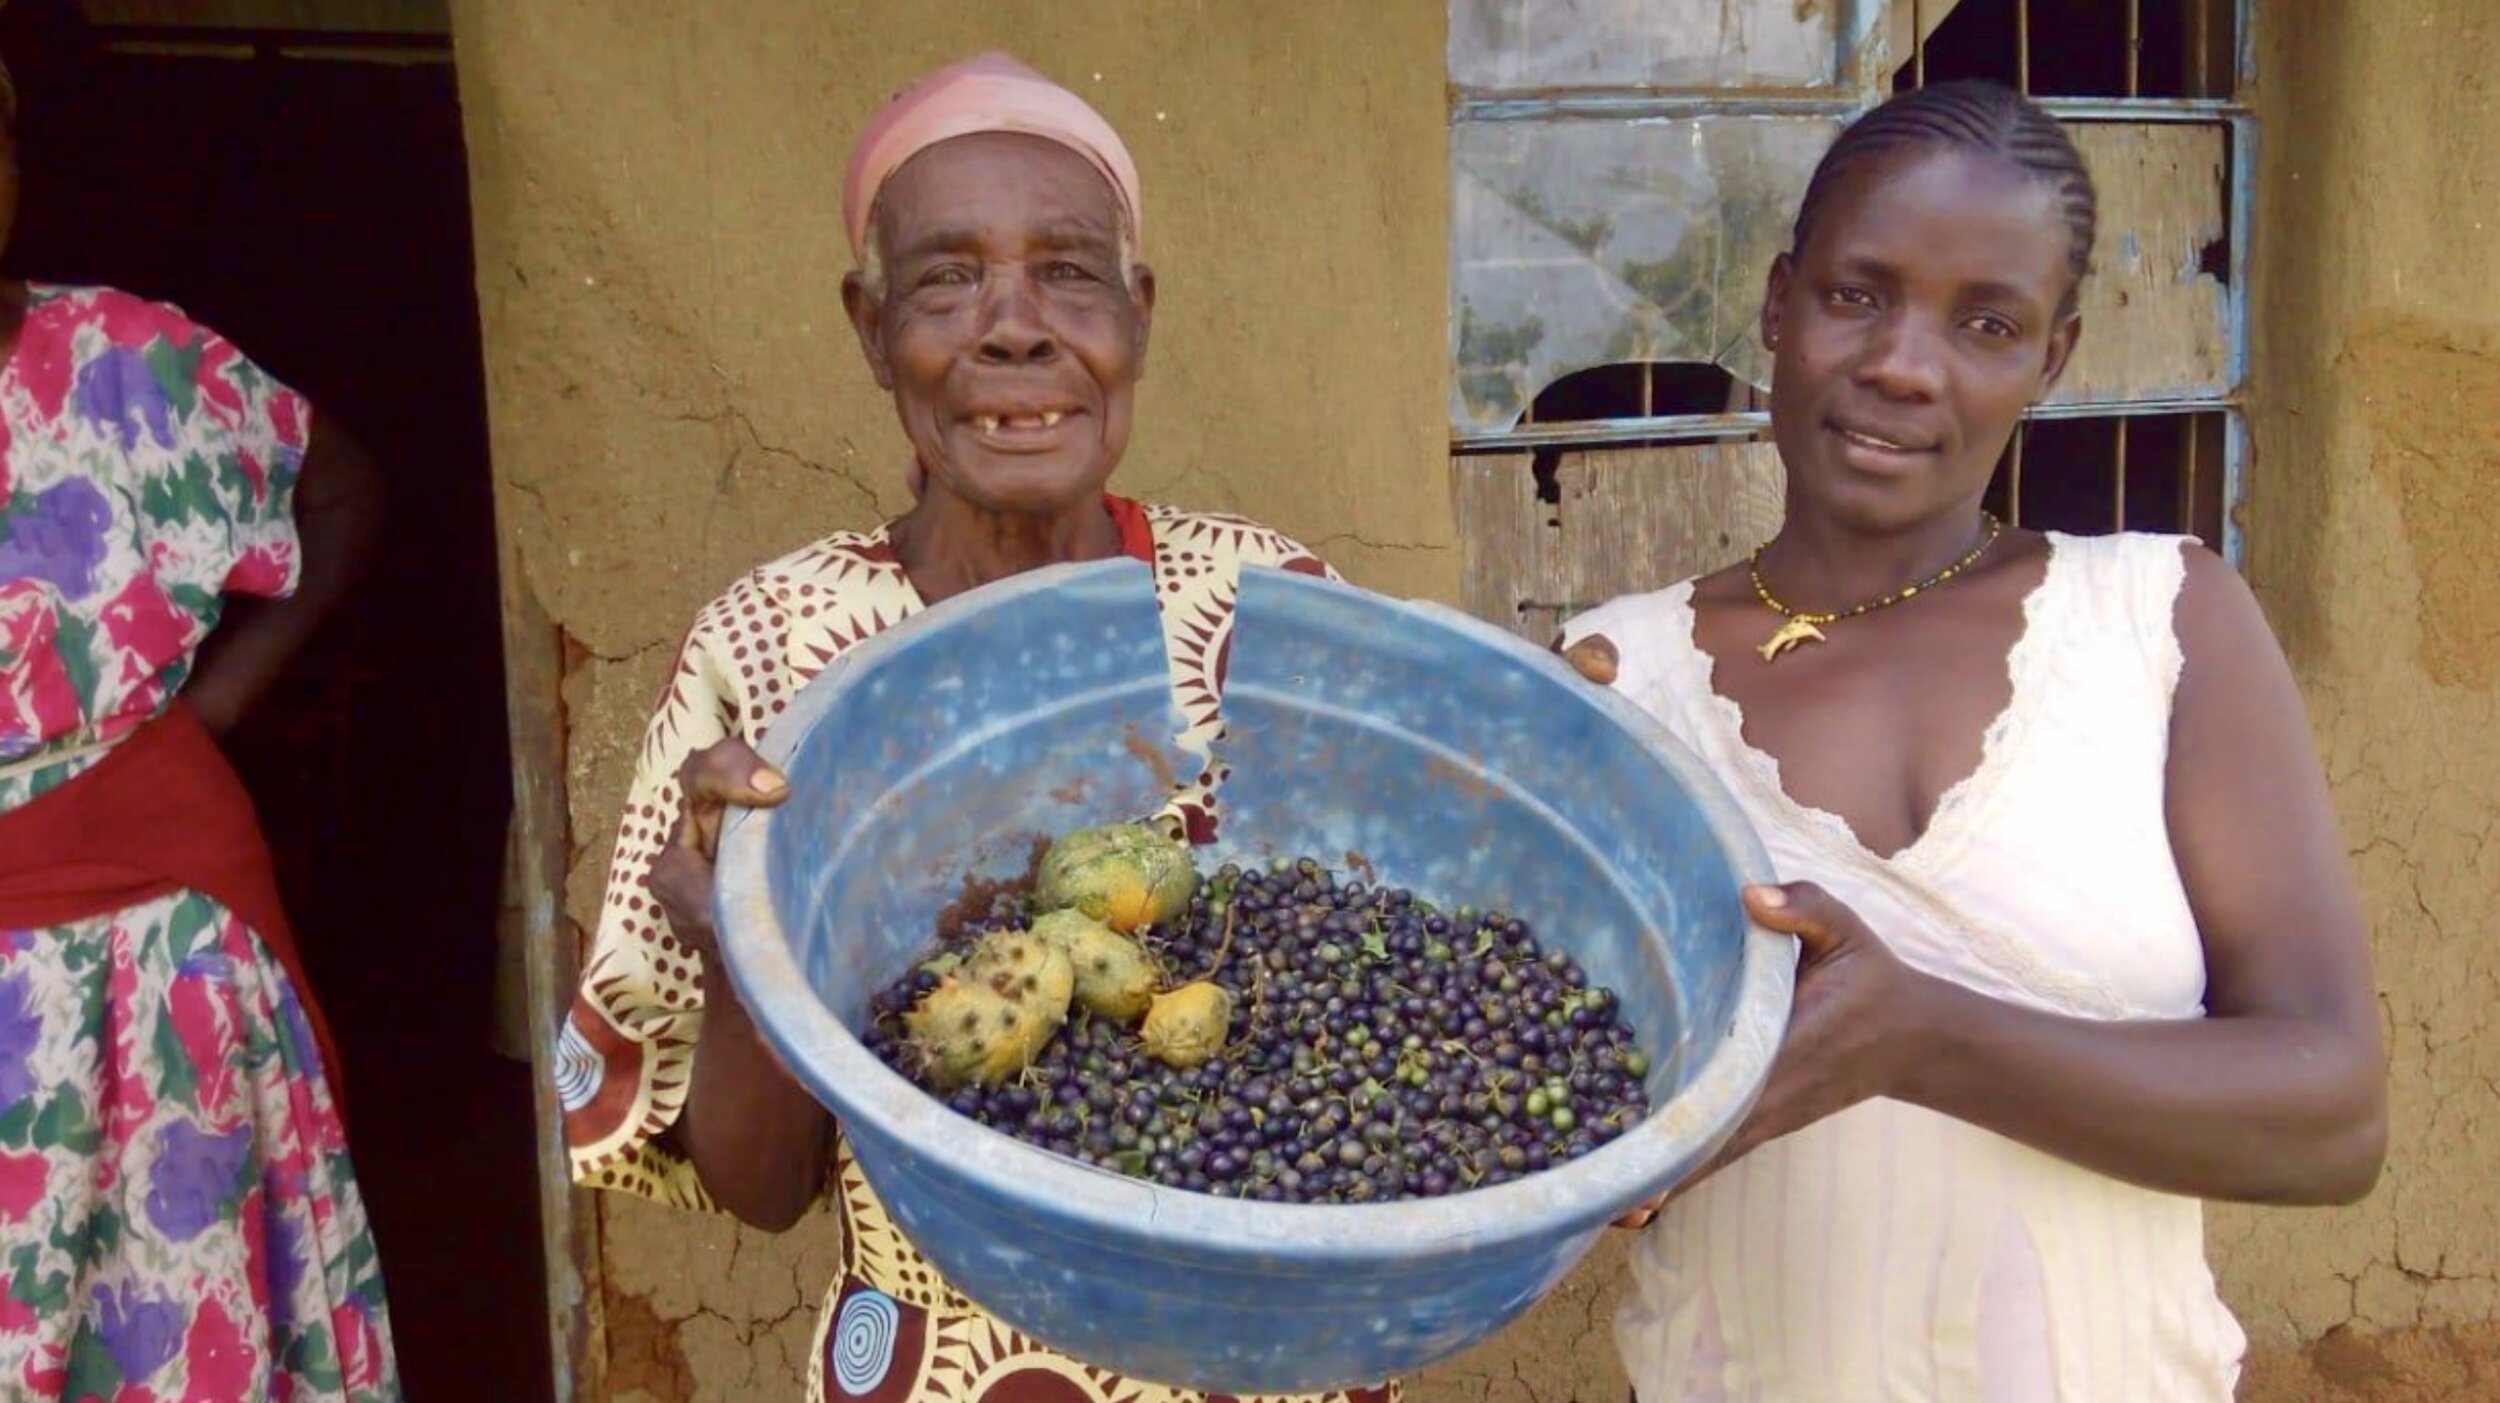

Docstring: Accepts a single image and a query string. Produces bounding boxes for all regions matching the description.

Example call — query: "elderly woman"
[1564,82,2384,1400]
[0,55,398,1401]
[558,54,1392,1403]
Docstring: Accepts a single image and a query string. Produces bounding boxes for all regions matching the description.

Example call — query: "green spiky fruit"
[1034,822,1198,934]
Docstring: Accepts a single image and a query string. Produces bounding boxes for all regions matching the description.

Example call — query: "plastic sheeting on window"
[1451,116,1836,434]
[1449,0,1844,91]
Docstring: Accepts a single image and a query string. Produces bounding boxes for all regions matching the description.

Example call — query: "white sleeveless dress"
[1561,532,2245,1403]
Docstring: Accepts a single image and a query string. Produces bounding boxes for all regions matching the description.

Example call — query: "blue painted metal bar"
[2227,113,2257,391]
[2035,98,2251,122]
[1451,97,2246,130]
[1451,93,1864,123]
[2221,410,2249,567]
[2221,0,2256,570]
[2029,395,2235,421]
[1452,397,2239,454]
[1453,412,1768,453]
[2237,0,2258,94]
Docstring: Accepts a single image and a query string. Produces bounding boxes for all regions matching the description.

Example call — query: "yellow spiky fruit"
[1140,981,1235,1069]
[902,931,1075,1088]
[1031,909,1162,1023]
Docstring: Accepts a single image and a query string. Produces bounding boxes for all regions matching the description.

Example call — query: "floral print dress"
[0,285,397,1401]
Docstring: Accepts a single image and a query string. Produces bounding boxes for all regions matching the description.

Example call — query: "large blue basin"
[714,560,1791,1394]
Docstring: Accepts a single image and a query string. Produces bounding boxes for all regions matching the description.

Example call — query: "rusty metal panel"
[1452,118,1834,435]
[2053,122,2233,405]
[1456,443,1786,643]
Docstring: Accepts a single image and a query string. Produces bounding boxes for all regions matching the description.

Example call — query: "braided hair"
[1792,81,2098,316]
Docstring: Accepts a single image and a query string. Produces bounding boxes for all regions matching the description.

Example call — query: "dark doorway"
[0,9,548,1401]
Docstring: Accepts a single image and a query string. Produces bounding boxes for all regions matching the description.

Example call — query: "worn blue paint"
[714,560,1793,1395]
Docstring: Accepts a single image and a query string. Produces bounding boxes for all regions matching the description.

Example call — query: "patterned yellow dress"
[557,498,1399,1403]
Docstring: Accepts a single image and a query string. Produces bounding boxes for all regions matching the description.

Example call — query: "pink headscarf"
[841,51,1145,266]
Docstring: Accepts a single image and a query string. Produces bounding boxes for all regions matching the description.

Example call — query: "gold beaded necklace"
[1747,512,2004,662]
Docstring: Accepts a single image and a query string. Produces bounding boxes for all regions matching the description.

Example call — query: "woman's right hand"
[657,738,835,1231]
[649,738,790,963]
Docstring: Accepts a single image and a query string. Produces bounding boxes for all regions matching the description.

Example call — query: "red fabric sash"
[0,702,345,1099]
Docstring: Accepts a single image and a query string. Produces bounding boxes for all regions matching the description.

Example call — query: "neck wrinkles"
[891,487,1121,604]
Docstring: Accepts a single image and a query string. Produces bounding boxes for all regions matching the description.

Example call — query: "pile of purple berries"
[864,856,1654,1204]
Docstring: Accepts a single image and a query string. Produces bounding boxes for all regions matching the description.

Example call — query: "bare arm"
[650,740,836,1232]
[186,418,385,733]
[1577,549,2385,1218]
[1885,547,2385,1203]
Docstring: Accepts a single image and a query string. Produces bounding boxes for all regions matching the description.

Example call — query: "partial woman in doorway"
[0,56,400,1401]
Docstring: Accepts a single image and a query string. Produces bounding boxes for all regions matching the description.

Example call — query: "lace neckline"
[1670,532,2069,880]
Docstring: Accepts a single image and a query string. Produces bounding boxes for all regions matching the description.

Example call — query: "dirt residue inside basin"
[1123,721,1181,794]
[1422,751,1502,803]
[930,835,1050,943]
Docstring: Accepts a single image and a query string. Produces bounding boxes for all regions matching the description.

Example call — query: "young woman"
[1566,82,2385,1402]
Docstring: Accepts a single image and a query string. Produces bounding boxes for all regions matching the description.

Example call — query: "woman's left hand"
[1723,881,1935,1159]
[1613,880,1936,1231]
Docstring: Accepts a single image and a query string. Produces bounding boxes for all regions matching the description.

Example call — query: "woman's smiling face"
[847,132,1155,518]
[1761,146,2083,533]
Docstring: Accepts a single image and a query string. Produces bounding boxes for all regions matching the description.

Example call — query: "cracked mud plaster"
[1412,1237,1631,1403]
[2339,314,2500,691]
[2226,0,2500,1395]
[600,1195,846,1403]
[2240,1321,2500,1402]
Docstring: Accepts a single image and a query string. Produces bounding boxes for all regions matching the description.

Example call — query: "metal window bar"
[2127,0,2143,97]
[2181,412,2198,534]
[2192,0,2211,96]
[2228,113,2257,387]
[2113,415,2130,530]
[2018,0,2032,95]
[2009,422,2027,526]
[1913,0,1926,88]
